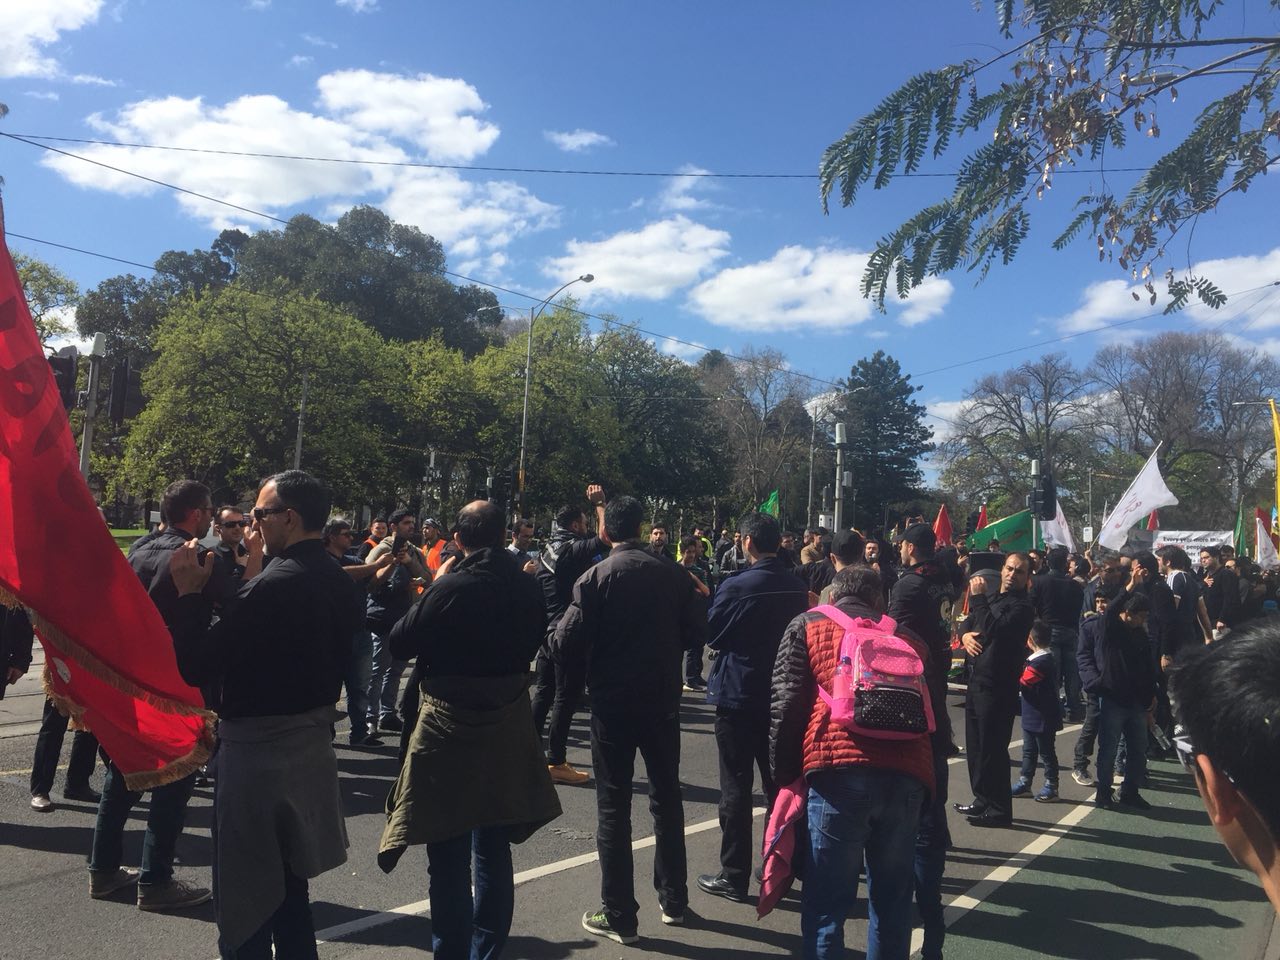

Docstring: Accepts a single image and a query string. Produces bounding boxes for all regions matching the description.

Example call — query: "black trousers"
[1073,692,1101,770]
[530,649,585,766]
[218,867,316,960]
[964,689,1017,819]
[591,710,687,933]
[713,706,774,892]
[30,698,98,797]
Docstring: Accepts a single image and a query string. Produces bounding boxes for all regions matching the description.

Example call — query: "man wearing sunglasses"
[213,506,250,581]
[1170,628,1280,915]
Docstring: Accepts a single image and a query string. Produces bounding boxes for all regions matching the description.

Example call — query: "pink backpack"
[811,605,935,741]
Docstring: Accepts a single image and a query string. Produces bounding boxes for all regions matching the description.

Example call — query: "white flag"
[1258,517,1280,570]
[1097,448,1179,550]
[1041,499,1076,552]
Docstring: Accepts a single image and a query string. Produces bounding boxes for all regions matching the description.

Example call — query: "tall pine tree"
[838,350,933,532]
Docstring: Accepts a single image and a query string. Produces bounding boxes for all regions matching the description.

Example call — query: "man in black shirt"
[1200,545,1240,637]
[170,470,359,958]
[955,552,1035,827]
[212,505,249,580]
[531,485,610,785]
[1031,546,1086,721]
[88,479,235,911]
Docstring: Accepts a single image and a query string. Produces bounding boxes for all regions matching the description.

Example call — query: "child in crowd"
[1013,619,1063,802]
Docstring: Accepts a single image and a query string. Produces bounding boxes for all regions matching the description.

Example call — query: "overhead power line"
[2,132,1154,180]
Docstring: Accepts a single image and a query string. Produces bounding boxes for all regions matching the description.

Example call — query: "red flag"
[933,503,953,546]
[975,503,988,531]
[1146,509,1159,532]
[0,228,212,789]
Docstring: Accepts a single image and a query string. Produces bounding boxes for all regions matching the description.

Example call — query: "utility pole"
[834,422,847,531]
[77,333,106,479]
[1030,458,1041,551]
[293,370,309,470]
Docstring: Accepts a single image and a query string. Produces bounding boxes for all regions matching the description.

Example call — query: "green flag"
[1234,501,1246,556]
[966,509,1037,553]
[758,489,779,518]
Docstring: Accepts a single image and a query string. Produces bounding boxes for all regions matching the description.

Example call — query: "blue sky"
[3,0,1279,450]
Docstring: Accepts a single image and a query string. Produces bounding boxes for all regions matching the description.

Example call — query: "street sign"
[1083,525,1094,543]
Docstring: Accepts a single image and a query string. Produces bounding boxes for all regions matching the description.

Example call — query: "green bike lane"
[934,757,1278,960]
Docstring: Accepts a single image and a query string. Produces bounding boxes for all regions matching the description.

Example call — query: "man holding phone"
[365,509,430,733]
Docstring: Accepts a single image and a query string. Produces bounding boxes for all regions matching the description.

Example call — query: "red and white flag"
[1097,448,1179,551]
[0,227,212,789]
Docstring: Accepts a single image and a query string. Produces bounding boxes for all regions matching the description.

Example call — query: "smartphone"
[391,532,406,556]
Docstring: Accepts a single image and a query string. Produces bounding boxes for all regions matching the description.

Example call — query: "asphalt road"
[1,664,1276,960]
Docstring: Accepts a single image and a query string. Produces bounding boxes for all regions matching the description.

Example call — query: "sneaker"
[582,909,638,945]
[1071,768,1094,787]
[30,793,54,813]
[90,867,140,899]
[1118,792,1152,811]
[1010,779,1031,798]
[682,677,707,692]
[137,878,213,911]
[660,907,685,926]
[1035,784,1058,803]
[378,715,403,733]
[548,762,590,785]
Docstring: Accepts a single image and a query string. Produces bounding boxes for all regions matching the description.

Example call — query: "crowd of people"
[7,474,1280,960]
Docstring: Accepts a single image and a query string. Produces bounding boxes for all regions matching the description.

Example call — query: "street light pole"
[517,273,594,517]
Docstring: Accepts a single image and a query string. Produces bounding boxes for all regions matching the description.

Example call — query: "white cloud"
[544,216,731,300]
[0,0,103,79]
[655,336,710,363]
[302,33,337,48]
[925,398,969,442]
[287,54,313,68]
[544,129,615,152]
[42,77,556,258]
[1055,248,1280,338]
[25,90,61,101]
[659,164,716,212]
[688,245,954,332]
[70,72,115,86]
[336,0,378,12]
[246,0,271,8]
[317,70,498,160]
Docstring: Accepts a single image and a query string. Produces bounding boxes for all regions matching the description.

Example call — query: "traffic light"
[47,347,79,409]
[107,357,144,425]
[1037,471,1057,521]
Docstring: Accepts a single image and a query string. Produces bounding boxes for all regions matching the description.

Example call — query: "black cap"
[900,522,936,557]
[421,517,442,530]
[831,529,865,565]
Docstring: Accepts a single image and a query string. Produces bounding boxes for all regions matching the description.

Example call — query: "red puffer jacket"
[769,599,935,796]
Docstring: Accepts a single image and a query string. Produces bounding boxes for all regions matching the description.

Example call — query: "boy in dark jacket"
[1012,620,1063,802]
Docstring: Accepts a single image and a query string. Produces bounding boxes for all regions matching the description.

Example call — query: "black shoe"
[1095,786,1114,808]
[696,873,749,903]
[63,785,101,804]
[966,812,1013,828]
[1117,792,1151,811]
[682,677,708,692]
[378,715,403,733]
[953,801,986,816]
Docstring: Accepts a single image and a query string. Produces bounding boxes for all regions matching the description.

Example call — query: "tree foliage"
[820,0,1280,311]
[14,252,79,342]
[837,350,934,531]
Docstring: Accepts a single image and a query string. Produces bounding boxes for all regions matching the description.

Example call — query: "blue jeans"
[804,768,925,960]
[89,762,196,885]
[1096,698,1148,796]
[913,741,951,960]
[1019,729,1059,787]
[426,827,515,960]
[369,630,407,724]
[344,629,374,740]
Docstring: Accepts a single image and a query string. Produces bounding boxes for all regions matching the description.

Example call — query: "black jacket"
[888,561,957,680]
[1078,599,1156,708]
[130,526,237,627]
[705,556,809,712]
[390,547,545,681]
[968,588,1035,704]
[1202,566,1240,627]
[537,526,608,637]
[170,538,360,720]
[551,541,706,715]
[0,607,34,701]
[1031,570,1085,630]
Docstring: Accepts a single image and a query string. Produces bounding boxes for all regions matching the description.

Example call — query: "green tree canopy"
[14,251,79,343]
[820,0,1280,312]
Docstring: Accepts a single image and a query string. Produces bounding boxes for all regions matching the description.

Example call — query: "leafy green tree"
[235,206,502,352]
[113,285,407,505]
[13,252,79,342]
[838,351,934,531]
[820,0,1280,311]
[76,274,168,363]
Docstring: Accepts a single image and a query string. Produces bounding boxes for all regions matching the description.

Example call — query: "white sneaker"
[1071,769,1094,787]
[661,908,685,926]
[30,793,53,812]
